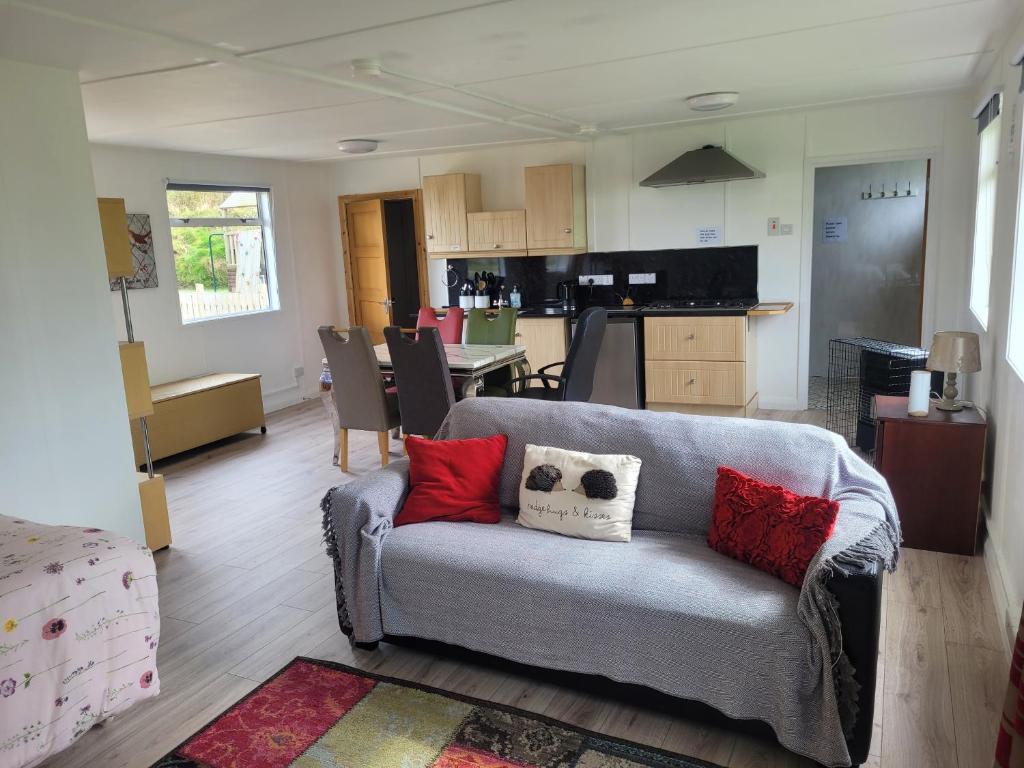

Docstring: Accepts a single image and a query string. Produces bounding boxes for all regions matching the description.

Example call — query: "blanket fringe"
[321,490,354,637]
[812,517,900,740]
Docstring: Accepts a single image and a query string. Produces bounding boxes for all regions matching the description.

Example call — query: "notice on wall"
[697,226,722,245]
[823,216,847,242]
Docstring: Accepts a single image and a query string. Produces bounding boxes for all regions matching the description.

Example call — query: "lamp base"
[935,372,962,411]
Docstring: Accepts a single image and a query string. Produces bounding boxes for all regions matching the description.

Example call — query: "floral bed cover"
[0,514,160,768]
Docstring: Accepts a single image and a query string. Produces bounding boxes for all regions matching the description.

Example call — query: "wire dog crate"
[826,337,931,453]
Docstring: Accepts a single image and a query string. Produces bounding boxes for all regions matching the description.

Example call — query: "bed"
[0,514,160,768]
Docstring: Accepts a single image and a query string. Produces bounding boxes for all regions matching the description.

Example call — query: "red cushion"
[707,466,839,588]
[394,434,508,526]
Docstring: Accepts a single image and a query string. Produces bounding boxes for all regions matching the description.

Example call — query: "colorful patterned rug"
[152,657,723,768]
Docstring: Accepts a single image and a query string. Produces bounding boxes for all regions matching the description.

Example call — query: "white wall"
[0,59,143,541]
[331,92,974,410]
[966,16,1024,646]
[90,145,340,411]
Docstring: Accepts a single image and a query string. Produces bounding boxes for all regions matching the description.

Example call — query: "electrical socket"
[629,273,656,285]
[767,217,780,236]
[781,223,793,236]
[294,366,304,379]
[578,274,613,286]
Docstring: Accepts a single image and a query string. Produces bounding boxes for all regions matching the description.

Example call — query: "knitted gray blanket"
[322,399,900,766]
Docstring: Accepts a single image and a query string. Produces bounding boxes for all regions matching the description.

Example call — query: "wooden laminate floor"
[43,400,1005,768]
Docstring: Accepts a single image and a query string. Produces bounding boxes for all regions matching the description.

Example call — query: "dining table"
[319,342,527,465]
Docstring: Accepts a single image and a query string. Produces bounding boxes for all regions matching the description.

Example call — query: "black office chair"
[383,325,456,437]
[505,307,607,402]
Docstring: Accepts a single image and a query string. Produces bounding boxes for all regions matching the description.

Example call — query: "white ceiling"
[0,0,1017,161]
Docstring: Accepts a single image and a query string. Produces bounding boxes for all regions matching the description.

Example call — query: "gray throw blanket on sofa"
[322,400,900,767]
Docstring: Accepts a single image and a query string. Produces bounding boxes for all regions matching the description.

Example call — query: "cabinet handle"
[687,378,697,386]
[687,333,696,341]
[514,332,522,338]
[426,233,434,239]
[494,244,501,249]
[563,227,572,234]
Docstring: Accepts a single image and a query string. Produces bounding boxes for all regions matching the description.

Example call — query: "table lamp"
[926,331,981,411]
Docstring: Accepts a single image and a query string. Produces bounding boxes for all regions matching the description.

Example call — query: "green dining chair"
[466,308,518,396]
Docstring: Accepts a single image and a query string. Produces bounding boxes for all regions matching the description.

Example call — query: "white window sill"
[180,307,280,326]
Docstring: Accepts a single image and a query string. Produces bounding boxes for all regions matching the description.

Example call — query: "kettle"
[557,280,577,312]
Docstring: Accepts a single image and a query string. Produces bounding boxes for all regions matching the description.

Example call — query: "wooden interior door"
[345,199,391,344]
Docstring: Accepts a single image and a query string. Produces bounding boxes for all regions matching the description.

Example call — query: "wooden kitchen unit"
[644,315,757,417]
[467,210,527,255]
[873,395,986,555]
[525,163,587,255]
[515,317,568,373]
[422,172,481,256]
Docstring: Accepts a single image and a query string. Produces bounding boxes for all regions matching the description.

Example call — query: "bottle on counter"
[474,289,489,309]
[459,282,474,309]
[509,284,522,308]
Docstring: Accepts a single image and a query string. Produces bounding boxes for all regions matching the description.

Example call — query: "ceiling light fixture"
[685,92,739,112]
[337,139,379,154]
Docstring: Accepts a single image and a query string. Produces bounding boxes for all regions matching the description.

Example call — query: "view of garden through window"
[166,184,279,322]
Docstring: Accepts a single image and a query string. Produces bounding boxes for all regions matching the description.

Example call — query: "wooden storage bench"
[131,373,265,466]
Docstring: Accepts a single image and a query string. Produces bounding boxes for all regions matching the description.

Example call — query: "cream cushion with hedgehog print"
[517,443,642,542]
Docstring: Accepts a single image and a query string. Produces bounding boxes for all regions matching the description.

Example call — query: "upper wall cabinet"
[525,164,587,255]
[423,173,482,256]
[467,210,527,255]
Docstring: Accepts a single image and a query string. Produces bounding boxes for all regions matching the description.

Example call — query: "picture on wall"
[109,213,158,290]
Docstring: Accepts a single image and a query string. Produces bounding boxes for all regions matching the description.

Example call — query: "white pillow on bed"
[516,443,642,542]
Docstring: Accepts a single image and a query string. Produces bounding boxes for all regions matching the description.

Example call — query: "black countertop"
[439,304,750,319]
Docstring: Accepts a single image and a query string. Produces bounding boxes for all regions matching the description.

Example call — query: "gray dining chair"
[383,325,455,438]
[318,325,400,471]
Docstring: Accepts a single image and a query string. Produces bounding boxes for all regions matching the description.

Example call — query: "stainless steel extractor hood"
[639,144,765,187]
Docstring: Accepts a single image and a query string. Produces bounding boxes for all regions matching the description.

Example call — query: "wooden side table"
[873,395,986,555]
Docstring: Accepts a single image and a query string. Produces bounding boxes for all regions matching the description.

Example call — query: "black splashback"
[445,246,757,308]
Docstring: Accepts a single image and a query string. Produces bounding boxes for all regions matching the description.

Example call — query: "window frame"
[1008,98,1024,381]
[969,99,1002,329]
[166,182,281,325]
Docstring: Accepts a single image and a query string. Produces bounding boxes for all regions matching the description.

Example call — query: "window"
[166,183,279,323]
[1009,89,1024,379]
[969,94,1001,328]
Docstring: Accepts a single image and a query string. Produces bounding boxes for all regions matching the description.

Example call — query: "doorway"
[807,159,929,411]
[339,190,429,344]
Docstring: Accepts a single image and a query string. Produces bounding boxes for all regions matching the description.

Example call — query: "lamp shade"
[927,331,981,373]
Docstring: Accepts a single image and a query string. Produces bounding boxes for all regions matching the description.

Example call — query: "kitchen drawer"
[644,360,746,406]
[643,316,746,362]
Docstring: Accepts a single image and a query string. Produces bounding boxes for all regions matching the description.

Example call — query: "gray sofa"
[321,399,899,767]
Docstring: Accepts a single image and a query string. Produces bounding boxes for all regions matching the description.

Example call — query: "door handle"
[563,227,572,234]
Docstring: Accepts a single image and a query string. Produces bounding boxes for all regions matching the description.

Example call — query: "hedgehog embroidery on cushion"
[525,464,564,492]
[573,469,618,500]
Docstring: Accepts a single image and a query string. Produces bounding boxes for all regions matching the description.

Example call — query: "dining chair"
[416,306,464,344]
[504,307,608,401]
[383,325,456,438]
[466,307,518,396]
[318,325,400,471]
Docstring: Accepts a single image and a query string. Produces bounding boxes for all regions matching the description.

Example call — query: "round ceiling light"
[337,139,379,154]
[685,92,739,112]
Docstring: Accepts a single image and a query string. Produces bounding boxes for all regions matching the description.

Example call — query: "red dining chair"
[415,307,464,344]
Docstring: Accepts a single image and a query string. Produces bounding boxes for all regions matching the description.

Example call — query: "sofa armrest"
[321,460,410,643]
[826,558,884,765]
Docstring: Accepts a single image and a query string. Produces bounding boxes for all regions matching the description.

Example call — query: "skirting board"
[756,396,802,411]
[263,384,304,414]
[984,531,1021,659]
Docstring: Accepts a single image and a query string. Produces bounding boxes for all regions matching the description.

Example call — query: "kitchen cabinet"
[515,317,567,374]
[525,164,587,254]
[644,316,757,417]
[467,210,527,255]
[423,173,481,256]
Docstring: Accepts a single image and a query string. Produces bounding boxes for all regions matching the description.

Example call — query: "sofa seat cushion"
[379,516,814,722]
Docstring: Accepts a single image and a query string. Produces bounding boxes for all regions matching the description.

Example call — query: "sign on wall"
[823,216,847,242]
[697,226,722,245]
